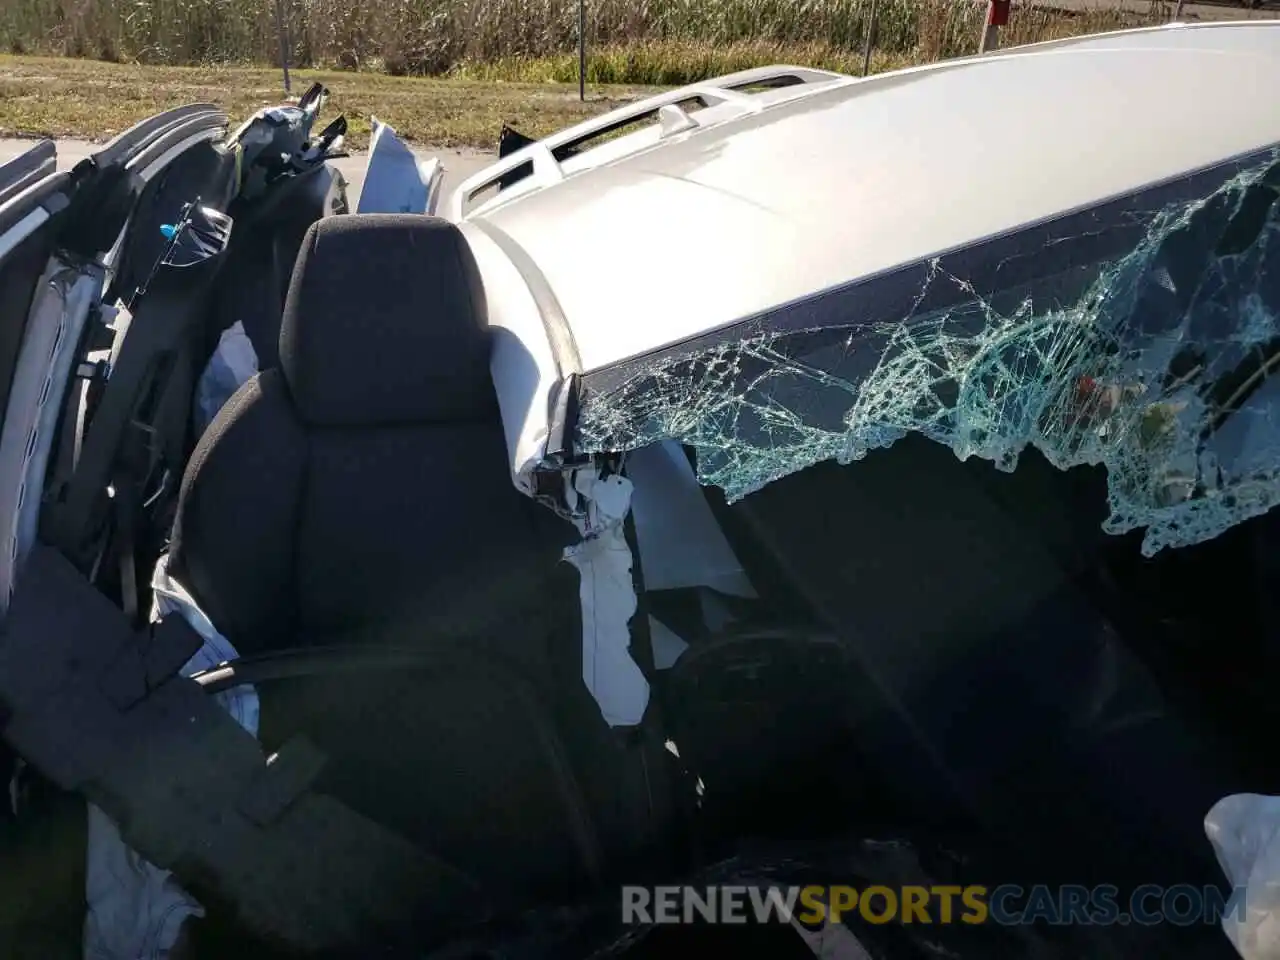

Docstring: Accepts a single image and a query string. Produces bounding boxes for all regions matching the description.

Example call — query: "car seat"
[166,214,676,922]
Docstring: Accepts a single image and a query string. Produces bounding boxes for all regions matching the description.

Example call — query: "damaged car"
[1,18,1280,960]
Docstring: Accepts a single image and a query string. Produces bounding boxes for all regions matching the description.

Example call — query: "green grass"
[0,54,651,148]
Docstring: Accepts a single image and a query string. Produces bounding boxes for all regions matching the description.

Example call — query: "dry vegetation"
[0,54,652,147]
[0,0,1174,147]
[2,0,1162,82]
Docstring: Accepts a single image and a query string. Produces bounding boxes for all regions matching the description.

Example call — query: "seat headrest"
[280,215,495,426]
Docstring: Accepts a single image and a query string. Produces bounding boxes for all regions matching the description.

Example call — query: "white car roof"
[454,21,1280,488]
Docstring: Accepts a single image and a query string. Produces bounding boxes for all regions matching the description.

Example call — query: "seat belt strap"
[0,544,486,952]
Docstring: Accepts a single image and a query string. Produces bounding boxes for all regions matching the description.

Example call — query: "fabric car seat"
[165,214,670,917]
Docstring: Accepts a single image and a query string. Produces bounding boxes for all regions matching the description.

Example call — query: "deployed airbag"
[1208,793,1280,960]
[84,554,258,960]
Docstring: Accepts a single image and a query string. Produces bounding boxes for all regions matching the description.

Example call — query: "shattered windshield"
[578,149,1280,557]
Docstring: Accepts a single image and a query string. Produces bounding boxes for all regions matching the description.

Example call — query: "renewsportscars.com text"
[621,884,1245,927]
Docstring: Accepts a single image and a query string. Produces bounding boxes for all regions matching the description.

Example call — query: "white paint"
[467,24,1280,372]
[462,218,562,494]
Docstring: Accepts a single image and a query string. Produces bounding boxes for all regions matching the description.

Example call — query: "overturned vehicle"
[2,19,1280,960]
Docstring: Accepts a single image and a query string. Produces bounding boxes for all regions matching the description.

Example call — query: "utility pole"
[274,0,292,94]
[979,0,1010,53]
[861,0,879,76]
[578,0,586,102]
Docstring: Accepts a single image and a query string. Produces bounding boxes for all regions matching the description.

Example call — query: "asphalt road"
[0,138,499,210]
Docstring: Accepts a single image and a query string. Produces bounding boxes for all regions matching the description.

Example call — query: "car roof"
[460,21,1280,487]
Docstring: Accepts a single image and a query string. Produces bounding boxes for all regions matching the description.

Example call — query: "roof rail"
[93,104,224,168]
[445,64,847,220]
[0,140,56,210]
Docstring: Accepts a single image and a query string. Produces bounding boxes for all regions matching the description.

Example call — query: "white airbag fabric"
[83,555,258,960]
[1206,793,1280,960]
[194,320,259,432]
[564,469,649,727]
[358,118,444,215]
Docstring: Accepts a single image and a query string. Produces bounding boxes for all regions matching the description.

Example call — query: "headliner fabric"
[279,215,496,427]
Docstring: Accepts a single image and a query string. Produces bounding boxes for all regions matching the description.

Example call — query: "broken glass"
[578,152,1280,556]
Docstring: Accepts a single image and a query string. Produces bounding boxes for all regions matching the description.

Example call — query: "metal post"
[979,0,1010,54]
[978,20,999,53]
[578,0,586,102]
[861,0,879,77]
[275,0,292,95]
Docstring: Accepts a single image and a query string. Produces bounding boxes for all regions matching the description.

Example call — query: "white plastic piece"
[442,64,844,220]
[194,320,259,432]
[358,117,444,215]
[563,468,649,726]
[649,616,690,671]
[628,440,755,597]
[1206,793,1280,959]
[658,104,700,138]
[84,555,259,960]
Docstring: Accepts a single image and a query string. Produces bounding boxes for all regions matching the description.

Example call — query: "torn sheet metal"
[84,555,257,960]
[563,467,648,727]
[578,153,1280,556]
[1206,793,1280,960]
[358,118,444,216]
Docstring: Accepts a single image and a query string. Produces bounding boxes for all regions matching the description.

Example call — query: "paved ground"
[0,138,498,210]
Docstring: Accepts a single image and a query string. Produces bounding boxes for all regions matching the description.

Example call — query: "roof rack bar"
[446,64,849,220]
[539,64,845,155]
[454,142,564,215]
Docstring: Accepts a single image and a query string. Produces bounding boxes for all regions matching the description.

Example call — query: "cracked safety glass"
[578,150,1280,556]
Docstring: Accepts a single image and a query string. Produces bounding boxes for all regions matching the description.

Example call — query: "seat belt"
[43,204,230,612]
[0,544,488,953]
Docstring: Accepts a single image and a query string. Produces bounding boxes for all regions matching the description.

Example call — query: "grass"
[0,54,652,148]
[0,0,1163,152]
[2,0,1166,78]
[0,0,1174,147]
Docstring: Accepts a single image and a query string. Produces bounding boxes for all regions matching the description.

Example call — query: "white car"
[0,20,1278,960]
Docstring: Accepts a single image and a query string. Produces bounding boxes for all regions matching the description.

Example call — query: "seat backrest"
[204,163,348,373]
[169,214,573,660]
[166,214,631,903]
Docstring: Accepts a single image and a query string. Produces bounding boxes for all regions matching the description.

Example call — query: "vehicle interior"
[0,96,1275,960]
